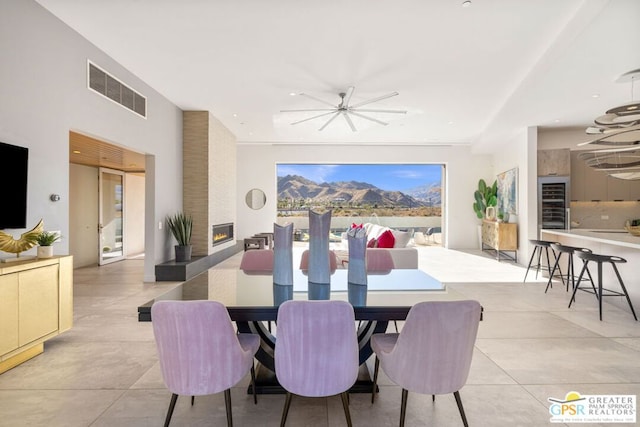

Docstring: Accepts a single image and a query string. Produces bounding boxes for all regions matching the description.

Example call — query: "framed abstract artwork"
[497,168,518,215]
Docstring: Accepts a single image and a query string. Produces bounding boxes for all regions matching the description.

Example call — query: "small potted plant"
[166,212,193,262]
[36,231,60,258]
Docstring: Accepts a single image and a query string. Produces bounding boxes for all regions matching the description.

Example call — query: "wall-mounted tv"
[0,142,29,229]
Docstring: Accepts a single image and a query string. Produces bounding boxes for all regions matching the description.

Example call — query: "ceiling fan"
[280,86,407,131]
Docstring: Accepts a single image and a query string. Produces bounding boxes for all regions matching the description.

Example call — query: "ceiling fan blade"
[299,92,338,108]
[342,111,357,132]
[342,86,355,108]
[350,92,399,108]
[349,111,389,126]
[290,110,337,125]
[354,108,407,114]
[281,108,335,112]
[319,112,341,131]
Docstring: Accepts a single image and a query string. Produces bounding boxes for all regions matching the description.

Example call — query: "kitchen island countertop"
[541,229,640,250]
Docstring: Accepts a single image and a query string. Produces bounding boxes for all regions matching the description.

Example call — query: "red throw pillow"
[351,223,363,229]
[367,238,377,248]
[377,229,395,248]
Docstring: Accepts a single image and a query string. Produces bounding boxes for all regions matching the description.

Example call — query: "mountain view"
[277,174,441,217]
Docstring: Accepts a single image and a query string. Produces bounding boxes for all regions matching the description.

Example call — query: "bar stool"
[569,250,638,321]
[524,239,559,282]
[545,243,594,293]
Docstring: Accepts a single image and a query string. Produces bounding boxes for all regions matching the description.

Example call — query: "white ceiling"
[36,0,640,149]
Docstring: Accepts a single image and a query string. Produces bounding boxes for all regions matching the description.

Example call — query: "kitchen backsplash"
[569,201,640,229]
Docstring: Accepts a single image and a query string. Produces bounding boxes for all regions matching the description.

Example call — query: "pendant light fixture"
[580,69,640,147]
[579,69,640,180]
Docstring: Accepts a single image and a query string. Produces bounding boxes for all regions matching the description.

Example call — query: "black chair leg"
[611,263,638,321]
[251,365,257,404]
[224,389,233,427]
[280,392,293,427]
[371,357,380,403]
[341,392,353,427]
[545,254,562,293]
[568,261,588,307]
[595,262,604,321]
[164,393,178,427]
[523,246,538,282]
[399,389,409,427]
[191,396,194,406]
[432,394,435,402]
[454,391,469,427]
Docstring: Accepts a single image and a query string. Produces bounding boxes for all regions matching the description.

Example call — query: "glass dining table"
[138,267,446,393]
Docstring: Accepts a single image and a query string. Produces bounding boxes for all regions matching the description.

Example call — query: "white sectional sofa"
[339,223,419,269]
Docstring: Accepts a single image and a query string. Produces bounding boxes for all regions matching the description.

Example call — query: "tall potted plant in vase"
[166,212,193,262]
[472,179,497,249]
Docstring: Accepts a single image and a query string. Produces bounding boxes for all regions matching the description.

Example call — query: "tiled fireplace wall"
[183,111,237,256]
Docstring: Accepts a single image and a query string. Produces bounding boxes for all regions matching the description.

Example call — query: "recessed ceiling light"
[554,119,561,123]
[448,121,454,125]
[232,113,238,117]
[592,94,600,98]
[462,1,471,7]
[289,92,297,96]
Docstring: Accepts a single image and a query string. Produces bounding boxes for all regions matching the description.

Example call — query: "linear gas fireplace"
[212,222,234,247]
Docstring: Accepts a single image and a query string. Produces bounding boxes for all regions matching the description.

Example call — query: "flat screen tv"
[0,142,29,229]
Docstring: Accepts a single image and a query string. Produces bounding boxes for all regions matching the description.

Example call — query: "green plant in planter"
[36,231,61,246]
[166,212,193,246]
[473,179,498,219]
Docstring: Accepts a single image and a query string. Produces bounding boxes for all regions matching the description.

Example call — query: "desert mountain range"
[277,175,441,207]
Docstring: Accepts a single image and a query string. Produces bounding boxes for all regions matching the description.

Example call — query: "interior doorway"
[69,131,146,268]
[99,168,125,265]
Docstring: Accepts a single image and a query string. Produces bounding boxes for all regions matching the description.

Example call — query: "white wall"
[0,1,183,280]
[125,173,145,256]
[236,144,492,250]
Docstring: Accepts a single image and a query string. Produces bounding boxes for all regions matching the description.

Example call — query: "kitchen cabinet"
[629,181,640,201]
[607,177,629,201]
[0,256,73,374]
[538,149,570,176]
[570,151,637,201]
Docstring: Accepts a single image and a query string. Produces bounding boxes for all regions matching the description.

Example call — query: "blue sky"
[277,164,441,191]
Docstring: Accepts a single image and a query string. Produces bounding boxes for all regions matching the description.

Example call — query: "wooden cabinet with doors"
[481,220,517,261]
[0,256,72,374]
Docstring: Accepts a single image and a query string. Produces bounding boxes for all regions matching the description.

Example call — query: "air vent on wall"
[87,61,146,118]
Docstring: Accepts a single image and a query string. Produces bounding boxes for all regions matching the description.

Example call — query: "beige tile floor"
[0,246,639,426]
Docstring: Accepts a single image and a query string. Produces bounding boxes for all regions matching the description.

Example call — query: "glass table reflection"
[138,268,445,393]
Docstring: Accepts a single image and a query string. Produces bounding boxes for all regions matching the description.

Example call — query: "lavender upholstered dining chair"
[275,300,359,426]
[371,300,482,427]
[299,249,338,271]
[366,249,395,272]
[239,249,274,273]
[151,300,260,427]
